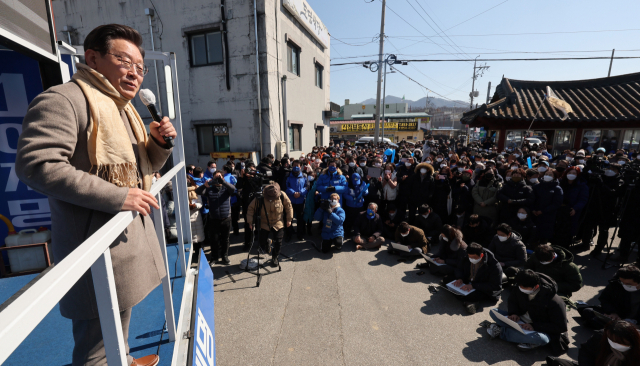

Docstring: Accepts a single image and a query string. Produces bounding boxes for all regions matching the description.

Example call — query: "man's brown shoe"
[131,355,159,366]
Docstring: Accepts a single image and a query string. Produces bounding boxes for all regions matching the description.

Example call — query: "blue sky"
[308,0,640,107]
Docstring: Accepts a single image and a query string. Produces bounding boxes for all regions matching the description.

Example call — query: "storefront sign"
[338,122,397,132]
[397,121,418,131]
[283,0,329,48]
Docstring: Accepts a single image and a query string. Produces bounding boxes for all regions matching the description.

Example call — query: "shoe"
[297,235,304,241]
[486,324,502,339]
[589,249,602,258]
[271,256,279,267]
[416,262,429,269]
[218,256,230,265]
[464,302,478,315]
[131,355,160,366]
[517,343,541,351]
[387,248,396,255]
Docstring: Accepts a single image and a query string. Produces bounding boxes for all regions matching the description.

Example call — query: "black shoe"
[271,256,279,267]
[219,256,230,265]
[416,262,429,269]
[387,248,396,255]
[589,249,602,258]
[464,302,478,315]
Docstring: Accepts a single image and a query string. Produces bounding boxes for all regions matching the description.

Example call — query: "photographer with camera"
[313,193,346,252]
[285,160,307,241]
[196,170,237,264]
[239,162,261,249]
[222,164,241,237]
[246,182,293,267]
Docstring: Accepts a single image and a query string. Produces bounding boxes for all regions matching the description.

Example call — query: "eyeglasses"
[106,52,149,76]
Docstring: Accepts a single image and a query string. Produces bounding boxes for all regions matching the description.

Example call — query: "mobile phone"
[438,175,446,180]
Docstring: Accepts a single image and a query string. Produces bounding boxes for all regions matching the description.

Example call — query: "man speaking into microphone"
[16,24,175,366]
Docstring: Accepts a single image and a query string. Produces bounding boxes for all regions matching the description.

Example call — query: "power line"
[439,0,510,33]
[331,28,640,39]
[330,56,640,66]
[414,0,473,59]
[389,66,468,106]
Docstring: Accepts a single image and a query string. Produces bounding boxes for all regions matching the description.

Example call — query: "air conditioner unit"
[275,141,286,159]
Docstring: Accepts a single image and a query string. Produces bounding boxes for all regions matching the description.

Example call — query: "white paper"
[422,253,445,266]
[391,242,411,252]
[446,280,476,296]
[491,309,536,335]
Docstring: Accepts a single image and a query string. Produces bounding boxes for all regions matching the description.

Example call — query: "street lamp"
[367,54,403,143]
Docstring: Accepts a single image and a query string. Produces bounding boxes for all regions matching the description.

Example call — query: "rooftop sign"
[283,0,329,48]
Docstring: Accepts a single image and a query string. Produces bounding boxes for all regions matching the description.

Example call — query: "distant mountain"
[359,95,466,108]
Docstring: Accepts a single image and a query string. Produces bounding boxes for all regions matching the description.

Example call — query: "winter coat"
[396,164,415,200]
[507,273,569,355]
[314,206,346,240]
[285,172,308,205]
[223,173,239,205]
[196,179,236,220]
[507,216,538,247]
[415,212,443,241]
[618,185,640,240]
[532,180,564,239]
[188,187,205,243]
[303,181,318,223]
[382,210,406,237]
[410,163,435,204]
[597,279,640,321]
[344,165,363,186]
[462,216,493,247]
[316,168,349,203]
[394,225,429,253]
[353,211,384,239]
[246,192,294,231]
[454,248,503,300]
[452,176,475,214]
[525,245,583,297]
[472,178,502,224]
[488,232,527,268]
[434,238,467,267]
[344,173,369,208]
[432,177,452,219]
[497,180,535,223]
[598,175,625,226]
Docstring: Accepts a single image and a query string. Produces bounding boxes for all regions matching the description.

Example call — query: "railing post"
[152,193,177,342]
[172,173,187,276]
[91,249,128,366]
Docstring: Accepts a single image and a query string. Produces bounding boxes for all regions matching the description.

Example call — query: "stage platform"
[0,242,189,366]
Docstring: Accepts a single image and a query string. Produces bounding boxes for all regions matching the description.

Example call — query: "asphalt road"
[209,225,628,366]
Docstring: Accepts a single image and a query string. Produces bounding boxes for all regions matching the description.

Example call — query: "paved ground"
[209,224,630,366]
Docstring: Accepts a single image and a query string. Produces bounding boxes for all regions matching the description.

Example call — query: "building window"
[289,124,302,151]
[287,43,300,76]
[189,31,223,67]
[315,126,323,147]
[196,124,230,155]
[315,63,323,88]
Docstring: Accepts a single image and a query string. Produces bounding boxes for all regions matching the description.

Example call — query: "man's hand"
[607,313,621,321]
[294,192,300,198]
[480,202,486,207]
[508,314,521,322]
[368,236,375,243]
[520,323,534,331]
[247,223,253,230]
[286,221,292,227]
[461,284,473,292]
[204,180,210,188]
[150,116,177,147]
[354,236,363,244]
[122,188,159,216]
[435,258,445,264]
[569,208,576,217]
[453,279,464,287]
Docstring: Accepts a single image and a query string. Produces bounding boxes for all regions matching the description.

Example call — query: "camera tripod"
[600,182,637,269]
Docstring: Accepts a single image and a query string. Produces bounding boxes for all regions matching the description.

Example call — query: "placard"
[191,249,216,366]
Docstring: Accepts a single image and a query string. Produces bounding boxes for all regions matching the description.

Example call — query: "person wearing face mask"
[353,203,385,250]
[222,164,241,237]
[452,169,476,217]
[507,207,538,249]
[380,163,399,213]
[577,265,640,330]
[426,225,467,275]
[616,183,640,263]
[472,168,502,225]
[313,193,346,253]
[524,244,583,298]
[316,160,349,204]
[390,221,429,256]
[497,168,535,224]
[445,243,503,315]
[285,161,308,241]
[407,162,435,223]
[415,204,444,243]
[302,171,319,237]
[591,163,626,258]
[381,203,406,239]
[395,155,415,217]
[555,167,590,247]
[487,270,569,354]
[343,173,369,235]
[203,160,218,181]
[488,223,527,277]
[525,169,540,187]
[462,214,493,247]
[344,155,363,186]
[531,169,563,243]
[572,320,640,366]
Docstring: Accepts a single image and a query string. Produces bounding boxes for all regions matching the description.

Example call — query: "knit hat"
[576,149,586,157]
[263,183,281,200]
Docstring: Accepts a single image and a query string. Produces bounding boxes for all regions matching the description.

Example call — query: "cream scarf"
[72,63,153,191]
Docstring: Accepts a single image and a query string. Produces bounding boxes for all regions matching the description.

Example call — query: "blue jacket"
[316,168,348,203]
[224,173,238,205]
[314,206,345,240]
[303,180,318,223]
[344,173,368,208]
[189,174,208,214]
[286,171,308,205]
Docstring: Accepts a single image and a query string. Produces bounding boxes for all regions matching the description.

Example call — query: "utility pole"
[469,56,489,110]
[486,81,492,104]
[373,0,386,144]
[608,49,615,77]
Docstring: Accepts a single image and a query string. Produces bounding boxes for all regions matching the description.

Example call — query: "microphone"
[139,89,175,147]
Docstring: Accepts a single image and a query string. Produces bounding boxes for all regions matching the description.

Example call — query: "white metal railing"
[0,50,192,366]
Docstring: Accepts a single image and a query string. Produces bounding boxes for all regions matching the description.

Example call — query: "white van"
[355,136,395,146]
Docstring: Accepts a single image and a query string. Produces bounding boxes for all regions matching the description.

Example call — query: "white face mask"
[514,154,520,158]
[209,167,216,173]
[400,231,409,237]
[437,158,443,162]
[539,253,556,265]
[375,163,382,167]
[388,212,396,218]
[517,213,527,220]
[605,170,616,177]
[529,178,539,184]
[420,168,427,174]
[360,162,366,167]
[421,214,429,219]
[405,162,412,167]
[578,159,585,164]
[385,170,391,175]
[538,166,547,173]
[511,166,517,170]
[506,177,512,181]
[349,162,355,167]
[543,175,554,182]
[458,168,464,173]
[619,160,626,165]
[536,153,541,157]
[315,159,321,164]
[497,235,508,242]
[608,338,632,352]
[637,156,640,160]
[330,200,338,206]
[622,283,639,292]
[469,256,482,264]
[308,176,315,182]
[519,287,536,294]
[566,174,577,181]
[442,236,449,242]
[440,163,447,168]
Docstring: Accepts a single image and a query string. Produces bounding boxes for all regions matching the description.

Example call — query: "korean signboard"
[283,0,330,48]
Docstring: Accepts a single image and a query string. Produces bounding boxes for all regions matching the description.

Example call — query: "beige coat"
[246,193,294,231]
[16,81,172,320]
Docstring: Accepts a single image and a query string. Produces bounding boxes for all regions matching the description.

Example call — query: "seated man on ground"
[524,244,583,298]
[444,242,503,314]
[313,193,346,253]
[390,222,429,256]
[577,265,640,330]
[415,204,443,244]
[488,223,527,278]
[424,225,466,275]
[488,270,569,355]
[462,214,493,247]
[381,203,405,239]
[353,202,385,251]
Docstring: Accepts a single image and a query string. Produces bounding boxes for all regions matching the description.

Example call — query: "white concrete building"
[52,0,331,167]
[340,100,408,120]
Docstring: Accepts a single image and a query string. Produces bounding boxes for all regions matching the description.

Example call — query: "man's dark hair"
[84,24,145,58]
[496,223,512,235]
[617,265,640,283]
[193,167,203,177]
[261,157,271,165]
[535,244,555,262]
[399,221,411,234]
[292,160,300,167]
[387,203,397,213]
[418,204,430,214]
[467,242,484,256]
[469,214,480,225]
[187,165,195,173]
[207,160,216,168]
[267,154,275,160]
[515,269,540,288]
[222,165,233,173]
